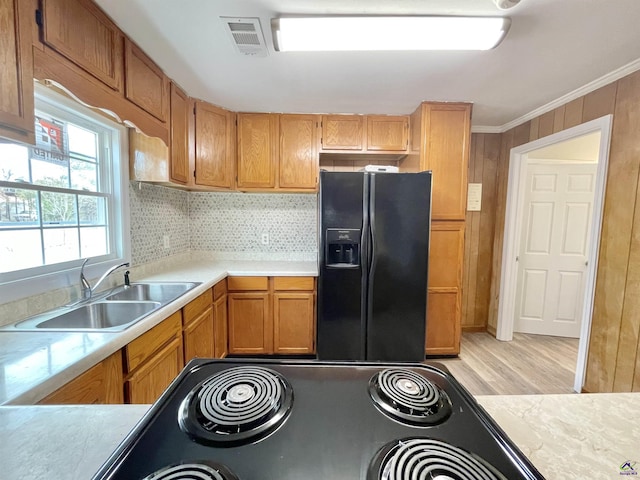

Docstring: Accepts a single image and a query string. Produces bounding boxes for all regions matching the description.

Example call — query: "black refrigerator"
[317,170,432,362]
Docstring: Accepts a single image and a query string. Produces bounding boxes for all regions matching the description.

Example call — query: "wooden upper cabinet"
[321,114,409,153]
[367,115,409,151]
[124,38,169,122]
[0,0,35,143]
[279,114,319,190]
[194,101,235,189]
[420,103,472,220]
[169,83,189,184]
[321,115,364,150]
[237,113,278,189]
[41,0,123,91]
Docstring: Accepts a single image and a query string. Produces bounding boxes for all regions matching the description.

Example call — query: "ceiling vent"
[221,17,269,57]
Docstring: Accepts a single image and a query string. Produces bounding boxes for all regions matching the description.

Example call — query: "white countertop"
[0,259,317,405]
[1,392,638,480]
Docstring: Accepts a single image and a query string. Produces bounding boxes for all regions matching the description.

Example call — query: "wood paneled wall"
[461,134,500,330]
[476,70,640,393]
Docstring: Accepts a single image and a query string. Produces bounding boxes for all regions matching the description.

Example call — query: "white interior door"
[514,163,597,338]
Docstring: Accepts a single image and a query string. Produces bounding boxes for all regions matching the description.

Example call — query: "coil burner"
[178,366,293,446]
[369,438,508,480]
[368,368,452,426]
[141,461,239,480]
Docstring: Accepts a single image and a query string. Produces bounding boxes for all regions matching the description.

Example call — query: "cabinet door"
[183,307,214,364]
[367,115,409,151]
[0,0,34,143]
[279,114,319,190]
[213,294,228,358]
[228,292,272,354]
[421,103,471,220]
[195,101,234,188]
[124,38,169,122]
[39,351,123,404]
[321,115,364,151]
[237,113,278,188]
[273,292,315,354]
[426,291,460,356]
[426,221,465,355]
[126,337,183,404]
[169,83,190,184]
[41,0,123,91]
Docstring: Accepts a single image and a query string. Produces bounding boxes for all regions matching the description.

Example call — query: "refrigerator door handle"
[360,173,370,360]
[367,175,377,321]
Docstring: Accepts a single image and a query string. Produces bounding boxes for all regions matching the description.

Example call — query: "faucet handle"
[124,270,131,287]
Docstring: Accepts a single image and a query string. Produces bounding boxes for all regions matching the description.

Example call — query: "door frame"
[497,115,613,393]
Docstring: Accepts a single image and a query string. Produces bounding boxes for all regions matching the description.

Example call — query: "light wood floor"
[433,332,580,395]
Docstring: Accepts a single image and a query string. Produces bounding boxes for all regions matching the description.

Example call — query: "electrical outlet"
[163,235,170,249]
[261,232,269,245]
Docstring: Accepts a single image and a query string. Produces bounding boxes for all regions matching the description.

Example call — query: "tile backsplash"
[129,182,190,265]
[189,192,317,261]
[129,183,318,265]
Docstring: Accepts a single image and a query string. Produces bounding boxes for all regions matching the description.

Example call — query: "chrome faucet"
[80,259,130,300]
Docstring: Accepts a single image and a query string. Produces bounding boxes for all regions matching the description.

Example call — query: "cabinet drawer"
[273,276,315,291]
[183,289,213,325]
[125,311,182,372]
[227,276,268,291]
[213,279,227,299]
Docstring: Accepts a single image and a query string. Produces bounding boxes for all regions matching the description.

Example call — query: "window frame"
[0,85,130,304]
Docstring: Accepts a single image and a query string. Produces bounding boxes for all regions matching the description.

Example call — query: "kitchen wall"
[464,70,640,393]
[461,134,501,331]
[129,183,318,265]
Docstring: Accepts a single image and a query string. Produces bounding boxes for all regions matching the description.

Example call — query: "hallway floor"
[434,331,580,395]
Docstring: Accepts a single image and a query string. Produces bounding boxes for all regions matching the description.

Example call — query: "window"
[0,86,129,303]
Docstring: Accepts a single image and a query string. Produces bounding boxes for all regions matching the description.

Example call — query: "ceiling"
[94,0,640,130]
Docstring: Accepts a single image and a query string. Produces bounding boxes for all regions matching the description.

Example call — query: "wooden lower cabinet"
[124,311,184,404]
[125,337,183,404]
[183,306,214,362]
[228,292,272,354]
[213,281,228,358]
[426,221,465,355]
[227,276,316,355]
[426,291,461,356]
[182,289,214,363]
[273,292,315,354]
[39,351,123,404]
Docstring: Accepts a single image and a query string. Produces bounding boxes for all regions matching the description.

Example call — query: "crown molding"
[471,125,502,134]
[472,57,640,134]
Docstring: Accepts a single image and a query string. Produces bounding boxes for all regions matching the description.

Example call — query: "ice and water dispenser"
[325,229,360,268]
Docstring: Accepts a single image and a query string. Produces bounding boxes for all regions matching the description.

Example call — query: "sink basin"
[14,301,161,331]
[7,281,201,332]
[105,282,199,303]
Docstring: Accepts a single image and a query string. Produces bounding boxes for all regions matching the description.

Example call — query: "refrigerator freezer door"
[366,172,432,361]
[317,172,368,360]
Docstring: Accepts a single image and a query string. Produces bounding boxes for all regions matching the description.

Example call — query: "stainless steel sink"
[105,282,199,303]
[7,281,201,332]
[11,301,160,332]
[30,301,160,330]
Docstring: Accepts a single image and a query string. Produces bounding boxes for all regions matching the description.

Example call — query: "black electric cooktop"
[93,359,544,480]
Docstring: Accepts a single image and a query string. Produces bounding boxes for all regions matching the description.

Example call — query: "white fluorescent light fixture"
[272,16,511,52]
